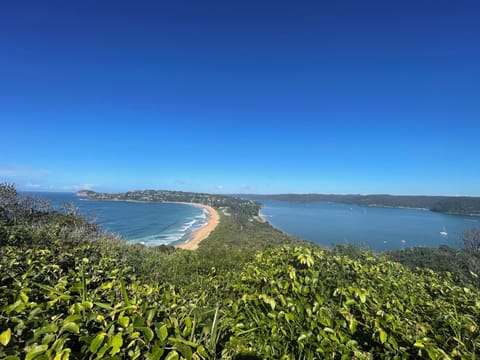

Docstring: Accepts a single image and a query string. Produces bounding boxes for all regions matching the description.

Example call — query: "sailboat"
[440,226,448,236]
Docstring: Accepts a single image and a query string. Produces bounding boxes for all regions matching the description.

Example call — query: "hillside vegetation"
[1,184,480,359]
[250,194,480,216]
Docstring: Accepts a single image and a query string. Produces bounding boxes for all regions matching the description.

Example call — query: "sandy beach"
[176,203,220,250]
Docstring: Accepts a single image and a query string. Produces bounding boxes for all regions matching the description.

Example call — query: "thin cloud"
[24,182,42,188]
[0,164,50,178]
[174,179,188,185]
[61,184,97,191]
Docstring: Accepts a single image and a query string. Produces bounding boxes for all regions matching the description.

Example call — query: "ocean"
[27,192,208,246]
[258,200,479,251]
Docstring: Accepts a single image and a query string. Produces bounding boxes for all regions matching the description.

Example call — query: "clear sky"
[1,0,479,195]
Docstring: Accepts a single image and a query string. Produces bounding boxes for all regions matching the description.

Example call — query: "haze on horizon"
[1,1,479,196]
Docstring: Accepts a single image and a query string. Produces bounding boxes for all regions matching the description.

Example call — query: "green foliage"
[0,245,215,359]
[387,246,480,288]
[222,246,480,359]
[463,228,480,253]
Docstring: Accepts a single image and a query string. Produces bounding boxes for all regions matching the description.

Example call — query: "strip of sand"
[176,203,220,250]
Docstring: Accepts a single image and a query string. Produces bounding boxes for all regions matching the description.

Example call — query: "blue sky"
[1,0,479,195]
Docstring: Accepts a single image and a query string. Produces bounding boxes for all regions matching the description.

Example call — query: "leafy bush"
[0,245,218,359]
[387,246,480,288]
[221,246,480,359]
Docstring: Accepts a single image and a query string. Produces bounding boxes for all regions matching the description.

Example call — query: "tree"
[462,227,480,253]
[0,182,49,225]
[0,182,20,224]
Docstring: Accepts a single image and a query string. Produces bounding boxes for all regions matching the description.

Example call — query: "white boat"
[440,226,448,236]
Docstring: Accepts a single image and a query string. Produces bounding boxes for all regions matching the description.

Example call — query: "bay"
[26,192,208,246]
[259,200,479,251]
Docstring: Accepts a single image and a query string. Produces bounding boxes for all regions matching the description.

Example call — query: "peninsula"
[76,189,260,249]
[77,189,257,209]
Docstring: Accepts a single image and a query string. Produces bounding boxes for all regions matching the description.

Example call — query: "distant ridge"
[243,193,480,216]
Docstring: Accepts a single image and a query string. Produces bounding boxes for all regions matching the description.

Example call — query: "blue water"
[259,200,479,251]
[26,192,208,246]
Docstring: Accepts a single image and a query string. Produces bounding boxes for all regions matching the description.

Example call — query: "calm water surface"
[259,200,478,251]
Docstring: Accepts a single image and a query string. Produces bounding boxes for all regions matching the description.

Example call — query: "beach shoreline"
[176,203,220,250]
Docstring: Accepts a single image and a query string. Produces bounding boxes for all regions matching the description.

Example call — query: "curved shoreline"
[78,197,220,249]
[176,203,220,250]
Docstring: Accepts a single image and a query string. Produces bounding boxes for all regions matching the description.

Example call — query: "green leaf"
[90,333,106,353]
[379,329,387,344]
[348,319,357,334]
[32,282,72,299]
[260,294,276,310]
[158,325,168,342]
[196,345,208,357]
[0,328,12,346]
[139,327,154,342]
[388,335,399,350]
[414,341,424,348]
[34,323,59,341]
[184,316,192,330]
[50,337,66,354]
[118,316,130,328]
[345,298,356,306]
[96,343,110,358]
[110,332,123,355]
[19,291,29,304]
[176,343,193,360]
[94,302,114,311]
[164,350,179,360]
[82,301,93,309]
[168,337,198,348]
[60,322,79,334]
[64,315,81,323]
[146,345,164,360]
[285,312,295,322]
[146,309,156,324]
[53,348,71,360]
[41,333,56,345]
[25,344,48,360]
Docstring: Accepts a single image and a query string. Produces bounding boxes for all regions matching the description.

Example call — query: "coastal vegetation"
[249,193,480,216]
[2,184,480,359]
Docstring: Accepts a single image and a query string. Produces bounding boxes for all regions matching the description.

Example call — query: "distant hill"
[243,193,480,216]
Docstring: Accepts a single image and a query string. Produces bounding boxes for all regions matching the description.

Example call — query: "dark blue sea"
[26,192,208,246]
[259,200,479,251]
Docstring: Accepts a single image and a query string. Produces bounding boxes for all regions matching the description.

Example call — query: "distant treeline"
[246,193,480,216]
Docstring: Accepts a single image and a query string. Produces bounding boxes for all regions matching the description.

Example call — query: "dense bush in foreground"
[386,246,480,289]
[223,247,480,359]
[2,243,480,359]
